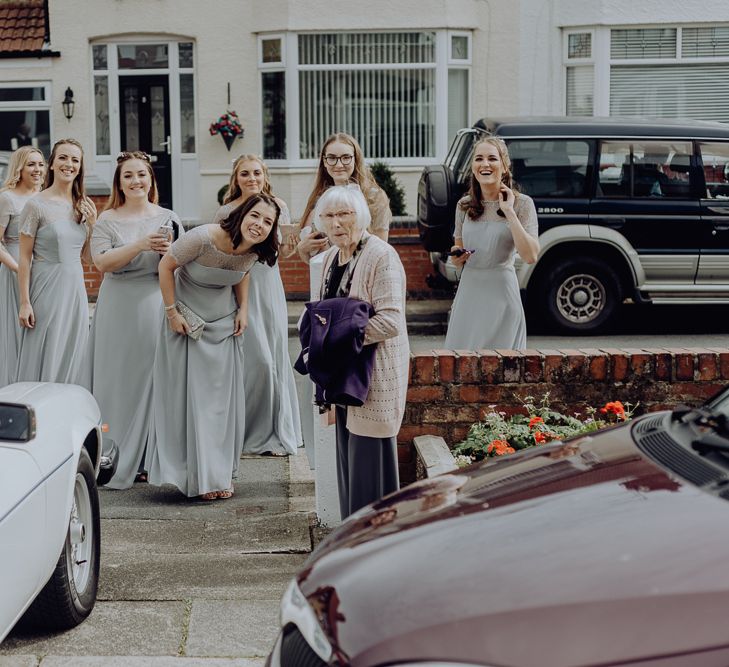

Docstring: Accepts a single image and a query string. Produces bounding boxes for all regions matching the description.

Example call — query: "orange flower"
[528,416,544,430]
[534,431,547,444]
[601,401,626,420]
[487,439,515,456]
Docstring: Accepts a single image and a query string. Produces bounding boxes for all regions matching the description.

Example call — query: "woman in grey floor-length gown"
[16,139,98,384]
[147,193,280,500]
[0,146,45,386]
[445,137,540,351]
[215,153,301,456]
[85,151,181,489]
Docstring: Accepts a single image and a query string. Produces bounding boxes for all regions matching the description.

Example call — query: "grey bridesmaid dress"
[146,225,257,498]
[0,190,32,387]
[444,194,539,351]
[85,209,181,489]
[214,202,301,456]
[15,196,89,384]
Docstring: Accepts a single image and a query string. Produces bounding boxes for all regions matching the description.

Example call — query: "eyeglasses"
[323,154,354,167]
[117,151,151,163]
[319,210,355,222]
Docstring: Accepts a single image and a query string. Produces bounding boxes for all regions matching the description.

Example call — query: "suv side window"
[597,140,693,198]
[698,142,729,199]
[506,139,590,198]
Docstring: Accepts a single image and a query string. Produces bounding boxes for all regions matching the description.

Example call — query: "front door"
[119,75,172,209]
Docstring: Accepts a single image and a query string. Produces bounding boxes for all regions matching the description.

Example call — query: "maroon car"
[267,391,729,667]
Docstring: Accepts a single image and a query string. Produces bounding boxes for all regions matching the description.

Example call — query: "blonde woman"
[295,132,391,262]
[0,146,44,386]
[213,155,301,457]
[16,139,97,383]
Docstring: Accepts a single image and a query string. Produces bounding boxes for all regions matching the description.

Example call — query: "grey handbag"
[176,301,205,341]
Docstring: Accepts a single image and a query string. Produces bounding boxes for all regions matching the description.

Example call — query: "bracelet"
[164,303,177,311]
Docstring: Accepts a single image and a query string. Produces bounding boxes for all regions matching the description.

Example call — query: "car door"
[697,141,729,285]
[591,140,705,289]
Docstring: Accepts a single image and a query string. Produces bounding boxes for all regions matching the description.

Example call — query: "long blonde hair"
[105,151,159,211]
[1,146,45,192]
[223,154,273,204]
[299,132,383,228]
[45,138,86,223]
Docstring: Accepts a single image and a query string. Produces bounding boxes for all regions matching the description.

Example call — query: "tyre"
[22,448,100,631]
[539,257,622,334]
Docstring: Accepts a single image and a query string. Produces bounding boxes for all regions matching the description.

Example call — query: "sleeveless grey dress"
[15,196,89,384]
[214,202,301,456]
[0,190,32,387]
[85,208,182,489]
[146,225,257,497]
[444,195,539,351]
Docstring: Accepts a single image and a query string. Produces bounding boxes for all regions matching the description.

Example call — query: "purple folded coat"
[295,297,376,407]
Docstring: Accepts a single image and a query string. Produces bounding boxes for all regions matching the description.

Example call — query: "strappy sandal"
[261,451,287,457]
[200,491,218,501]
[217,487,234,499]
[134,471,148,483]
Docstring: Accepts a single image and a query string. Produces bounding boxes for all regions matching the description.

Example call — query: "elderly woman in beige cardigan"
[312,185,409,518]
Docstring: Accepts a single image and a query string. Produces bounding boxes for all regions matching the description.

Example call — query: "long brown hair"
[223,154,273,204]
[299,132,383,228]
[105,151,159,211]
[219,193,280,266]
[45,138,86,223]
[461,137,518,220]
[0,146,45,192]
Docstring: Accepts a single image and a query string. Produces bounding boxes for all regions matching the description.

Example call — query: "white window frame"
[0,81,53,151]
[259,29,471,167]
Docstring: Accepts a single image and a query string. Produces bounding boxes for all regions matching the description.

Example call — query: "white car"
[0,382,113,643]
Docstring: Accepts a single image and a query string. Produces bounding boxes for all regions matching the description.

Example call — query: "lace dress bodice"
[169,224,258,273]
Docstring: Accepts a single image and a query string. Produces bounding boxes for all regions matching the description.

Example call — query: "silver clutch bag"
[176,301,205,341]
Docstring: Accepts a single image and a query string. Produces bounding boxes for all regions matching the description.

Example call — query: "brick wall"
[397,348,729,483]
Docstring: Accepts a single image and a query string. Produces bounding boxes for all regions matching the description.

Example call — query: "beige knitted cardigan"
[319,236,409,438]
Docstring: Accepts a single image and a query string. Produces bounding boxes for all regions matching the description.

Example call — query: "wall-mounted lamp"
[62,87,75,120]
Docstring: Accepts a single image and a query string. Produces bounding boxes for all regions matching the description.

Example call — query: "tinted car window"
[506,139,590,198]
[699,142,729,199]
[598,140,692,198]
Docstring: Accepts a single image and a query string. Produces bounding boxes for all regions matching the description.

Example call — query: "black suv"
[418,116,729,333]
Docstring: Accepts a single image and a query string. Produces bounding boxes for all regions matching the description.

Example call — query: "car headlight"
[280,578,333,663]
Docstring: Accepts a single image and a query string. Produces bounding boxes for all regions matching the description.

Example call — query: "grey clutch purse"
[176,301,205,341]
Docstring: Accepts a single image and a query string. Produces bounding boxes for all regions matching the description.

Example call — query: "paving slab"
[186,600,279,658]
[99,553,306,601]
[0,602,186,657]
[39,659,263,667]
[0,657,38,667]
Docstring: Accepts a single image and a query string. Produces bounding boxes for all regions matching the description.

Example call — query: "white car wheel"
[22,448,100,631]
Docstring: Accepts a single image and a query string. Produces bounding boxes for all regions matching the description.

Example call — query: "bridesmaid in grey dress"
[147,193,280,501]
[86,151,180,489]
[16,139,98,383]
[445,137,540,351]
[214,154,301,457]
[0,146,44,386]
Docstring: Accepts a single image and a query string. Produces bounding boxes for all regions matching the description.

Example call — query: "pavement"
[288,297,450,336]
[0,453,316,666]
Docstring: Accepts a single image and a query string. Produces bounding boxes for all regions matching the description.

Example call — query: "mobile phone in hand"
[448,248,476,257]
[158,220,174,240]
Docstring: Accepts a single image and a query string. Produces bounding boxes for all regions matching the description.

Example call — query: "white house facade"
[2,0,729,222]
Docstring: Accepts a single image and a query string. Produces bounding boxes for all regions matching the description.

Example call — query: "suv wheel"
[540,258,621,334]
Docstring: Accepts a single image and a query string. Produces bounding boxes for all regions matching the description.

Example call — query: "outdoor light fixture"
[62,87,75,120]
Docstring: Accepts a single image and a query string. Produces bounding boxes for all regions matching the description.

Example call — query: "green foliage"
[217,184,229,206]
[370,161,407,216]
[452,393,637,464]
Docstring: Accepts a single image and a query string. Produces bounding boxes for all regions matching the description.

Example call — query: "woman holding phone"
[16,138,97,384]
[444,137,540,351]
[214,154,301,457]
[85,151,181,488]
[294,132,391,262]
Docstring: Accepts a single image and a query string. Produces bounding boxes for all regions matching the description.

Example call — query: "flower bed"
[452,393,634,464]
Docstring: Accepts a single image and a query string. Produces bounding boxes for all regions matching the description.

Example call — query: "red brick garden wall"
[397,348,729,483]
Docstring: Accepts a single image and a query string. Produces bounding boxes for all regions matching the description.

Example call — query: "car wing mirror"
[0,403,37,442]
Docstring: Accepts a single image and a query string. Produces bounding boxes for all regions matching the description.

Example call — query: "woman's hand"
[167,310,190,336]
[449,245,472,267]
[19,302,34,329]
[233,309,248,336]
[499,185,516,216]
[80,196,98,227]
[137,232,171,255]
[297,231,329,262]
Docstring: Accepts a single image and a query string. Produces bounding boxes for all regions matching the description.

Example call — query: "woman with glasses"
[0,146,45,386]
[16,138,97,384]
[213,155,301,458]
[309,185,408,518]
[445,138,540,351]
[85,151,181,488]
[293,133,391,262]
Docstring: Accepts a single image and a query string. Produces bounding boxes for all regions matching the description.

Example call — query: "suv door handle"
[595,217,625,229]
[706,205,729,215]
[712,223,729,232]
